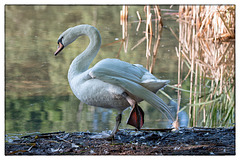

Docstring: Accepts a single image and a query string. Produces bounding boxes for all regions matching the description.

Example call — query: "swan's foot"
[89,113,122,140]
[127,104,144,130]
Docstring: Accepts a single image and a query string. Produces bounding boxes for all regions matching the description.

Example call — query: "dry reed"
[176,5,235,127]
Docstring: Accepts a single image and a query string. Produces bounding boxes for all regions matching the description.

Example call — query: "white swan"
[54,24,174,138]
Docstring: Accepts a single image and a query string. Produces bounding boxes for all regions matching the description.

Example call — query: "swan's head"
[54,24,101,56]
[54,27,80,56]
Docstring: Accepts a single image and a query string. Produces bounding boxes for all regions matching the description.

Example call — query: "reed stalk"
[121,5,128,53]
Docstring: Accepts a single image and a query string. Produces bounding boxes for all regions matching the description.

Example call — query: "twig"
[128,128,173,132]
[27,143,36,151]
[169,27,179,42]
[131,37,146,50]
[101,39,123,48]
[136,11,142,21]
[21,131,65,139]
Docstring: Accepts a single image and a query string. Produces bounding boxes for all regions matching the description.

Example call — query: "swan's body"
[70,60,130,111]
[54,24,174,138]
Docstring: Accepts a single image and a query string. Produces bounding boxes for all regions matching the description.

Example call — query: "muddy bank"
[5,127,235,155]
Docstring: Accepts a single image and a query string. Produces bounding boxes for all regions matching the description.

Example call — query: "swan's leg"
[109,113,122,138]
[108,92,134,139]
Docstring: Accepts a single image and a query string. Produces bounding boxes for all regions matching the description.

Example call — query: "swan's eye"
[57,37,63,44]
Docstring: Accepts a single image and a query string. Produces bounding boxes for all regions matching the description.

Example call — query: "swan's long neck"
[68,25,101,81]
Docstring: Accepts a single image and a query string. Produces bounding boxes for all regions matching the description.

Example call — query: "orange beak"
[54,42,64,56]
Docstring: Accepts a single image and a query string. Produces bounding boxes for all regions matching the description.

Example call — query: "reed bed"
[176,5,235,127]
[106,5,235,128]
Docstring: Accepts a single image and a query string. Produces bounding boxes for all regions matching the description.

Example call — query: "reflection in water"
[92,107,113,132]
[168,100,188,127]
[121,5,164,73]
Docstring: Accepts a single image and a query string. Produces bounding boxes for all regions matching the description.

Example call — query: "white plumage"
[54,24,174,138]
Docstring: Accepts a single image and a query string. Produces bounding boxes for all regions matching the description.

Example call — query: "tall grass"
[176,5,235,127]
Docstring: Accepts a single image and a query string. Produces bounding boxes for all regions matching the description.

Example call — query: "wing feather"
[90,59,144,83]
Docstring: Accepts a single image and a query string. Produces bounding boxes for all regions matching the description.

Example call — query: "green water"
[5,5,185,135]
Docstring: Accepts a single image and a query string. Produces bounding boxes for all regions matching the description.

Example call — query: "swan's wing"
[90,59,169,92]
[90,58,144,84]
[90,58,169,88]
[89,60,174,120]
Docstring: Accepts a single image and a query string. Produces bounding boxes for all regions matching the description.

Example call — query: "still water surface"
[6,5,185,136]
